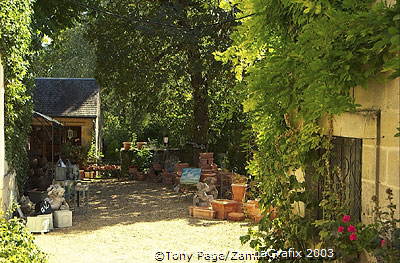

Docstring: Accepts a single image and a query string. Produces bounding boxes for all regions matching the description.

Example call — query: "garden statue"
[45,184,69,210]
[203,177,218,199]
[193,182,214,207]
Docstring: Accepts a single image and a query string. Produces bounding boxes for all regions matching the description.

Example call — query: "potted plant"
[231,173,247,202]
[122,142,132,150]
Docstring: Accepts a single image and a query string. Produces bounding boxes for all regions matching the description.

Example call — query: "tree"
[32,23,96,78]
[90,0,237,148]
[219,0,400,259]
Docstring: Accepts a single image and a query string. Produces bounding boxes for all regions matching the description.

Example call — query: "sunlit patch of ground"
[34,179,256,263]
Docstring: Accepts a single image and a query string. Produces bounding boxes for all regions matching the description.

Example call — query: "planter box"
[53,210,72,228]
[192,206,215,220]
[211,199,241,220]
[188,206,195,216]
[26,213,53,233]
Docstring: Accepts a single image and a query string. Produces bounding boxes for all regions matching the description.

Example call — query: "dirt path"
[34,179,256,263]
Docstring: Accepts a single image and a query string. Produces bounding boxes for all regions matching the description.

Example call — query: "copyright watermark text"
[154,248,335,262]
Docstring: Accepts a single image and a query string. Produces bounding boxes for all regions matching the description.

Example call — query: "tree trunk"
[188,48,209,147]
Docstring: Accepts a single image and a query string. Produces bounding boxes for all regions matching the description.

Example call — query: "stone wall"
[0,54,5,213]
[0,55,18,214]
[322,77,400,223]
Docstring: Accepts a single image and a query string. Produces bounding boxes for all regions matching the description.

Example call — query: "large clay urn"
[231,184,247,202]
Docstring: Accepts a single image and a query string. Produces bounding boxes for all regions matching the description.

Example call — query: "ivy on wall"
[0,0,34,189]
[218,0,400,261]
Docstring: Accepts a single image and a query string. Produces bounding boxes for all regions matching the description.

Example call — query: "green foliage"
[0,0,34,190]
[131,147,153,172]
[32,0,96,36]
[315,189,400,262]
[60,142,88,165]
[219,0,400,262]
[32,23,96,78]
[90,0,251,171]
[102,112,137,162]
[86,133,103,164]
[0,205,48,263]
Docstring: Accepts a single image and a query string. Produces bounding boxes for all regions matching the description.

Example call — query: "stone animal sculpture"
[193,182,214,207]
[45,184,69,210]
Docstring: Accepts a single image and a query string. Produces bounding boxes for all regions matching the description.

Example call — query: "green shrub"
[132,147,153,172]
[0,207,47,263]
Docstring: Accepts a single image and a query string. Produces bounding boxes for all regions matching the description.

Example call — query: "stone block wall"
[0,55,18,214]
[0,54,5,213]
[324,77,400,223]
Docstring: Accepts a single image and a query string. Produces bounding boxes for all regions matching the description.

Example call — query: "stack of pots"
[199,153,217,182]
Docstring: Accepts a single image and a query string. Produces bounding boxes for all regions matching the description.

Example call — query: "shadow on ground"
[48,179,246,234]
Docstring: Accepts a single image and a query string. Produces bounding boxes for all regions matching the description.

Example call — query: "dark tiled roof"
[34,78,100,118]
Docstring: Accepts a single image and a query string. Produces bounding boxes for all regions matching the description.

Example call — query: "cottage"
[30,78,102,162]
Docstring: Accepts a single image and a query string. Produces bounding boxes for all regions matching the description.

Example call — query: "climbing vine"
[0,0,34,188]
[218,0,399,261]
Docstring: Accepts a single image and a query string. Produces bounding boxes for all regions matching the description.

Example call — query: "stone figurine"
[193,182,214,207]
[45,184,69,210]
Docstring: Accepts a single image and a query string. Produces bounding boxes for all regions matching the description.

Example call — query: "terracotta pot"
[231,184,247,202]
[135,172,145,181]
[137,142,147,149]
[123,142,132,150]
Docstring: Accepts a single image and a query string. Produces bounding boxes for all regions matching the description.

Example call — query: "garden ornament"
[193,182,214,207]
[45,184,69,210]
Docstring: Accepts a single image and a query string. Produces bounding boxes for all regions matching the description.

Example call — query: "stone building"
[321,77,400,223]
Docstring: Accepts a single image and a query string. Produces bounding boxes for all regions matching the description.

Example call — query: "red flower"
[342,215,351,223]
[347,225,356,233]
[380,239,386,247]
[337,226,345,233]
[349,233,357,241]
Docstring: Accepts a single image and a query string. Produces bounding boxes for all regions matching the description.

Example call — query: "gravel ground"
[34,179,256,263]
